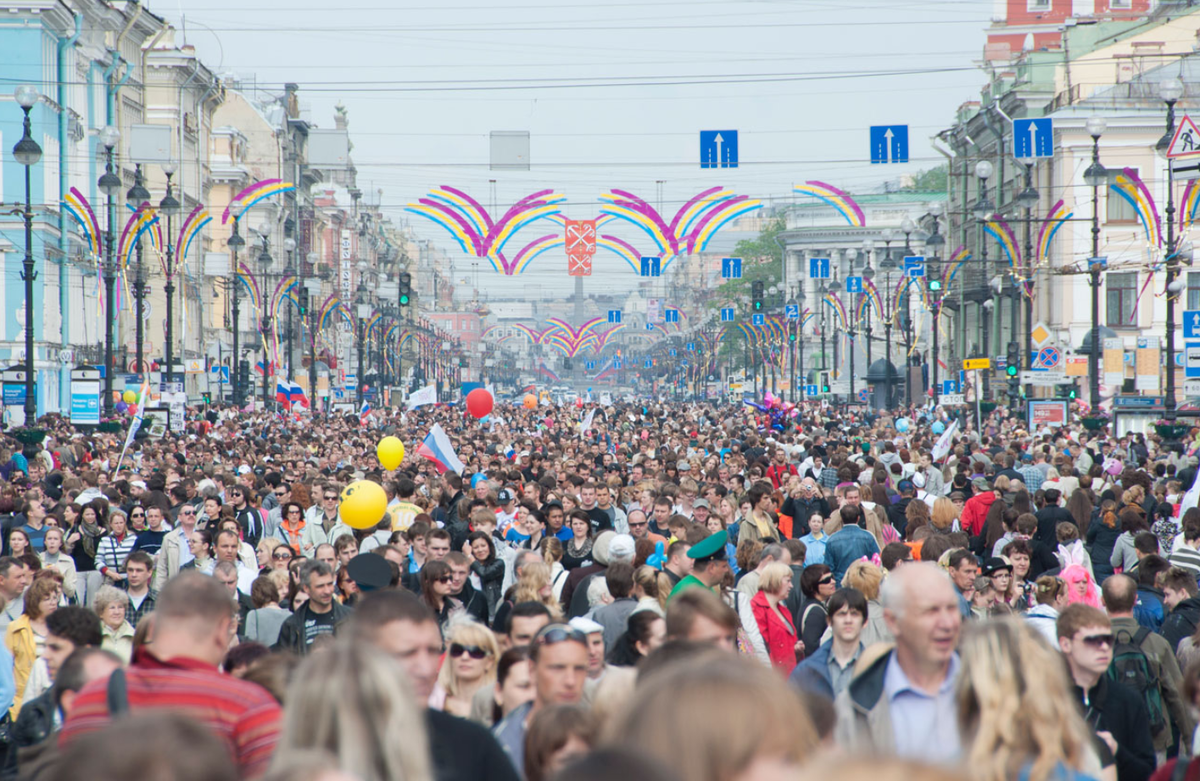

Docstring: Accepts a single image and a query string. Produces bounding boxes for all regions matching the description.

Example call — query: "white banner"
[406,384,437,410]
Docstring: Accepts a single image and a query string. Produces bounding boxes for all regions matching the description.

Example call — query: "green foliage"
[903,165,948,193]
[712,216,785,305]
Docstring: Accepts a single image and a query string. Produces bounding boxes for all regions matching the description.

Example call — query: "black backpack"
[1107,626,1166,735]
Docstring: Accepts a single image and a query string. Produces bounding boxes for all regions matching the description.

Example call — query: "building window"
[1188,271,1200,311]
[1027,0,1050,9]
[1107,167,1139,222]
[1110,0,1132,8]
[1106,271,1137,327]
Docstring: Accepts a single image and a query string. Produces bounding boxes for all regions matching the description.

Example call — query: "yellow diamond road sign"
[1030,322,1051,348]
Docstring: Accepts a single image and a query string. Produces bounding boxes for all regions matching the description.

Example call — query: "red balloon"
[465,388,494,419]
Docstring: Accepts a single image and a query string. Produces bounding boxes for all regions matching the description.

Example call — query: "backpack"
[1107,626,1166,735]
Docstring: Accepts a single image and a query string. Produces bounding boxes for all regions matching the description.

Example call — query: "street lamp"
[227,200,246,407]
[1013,161,1039,411]
[97,125,122,418]
[126,165,150,379]
[306,254,320,414]
[258,234,273,406]
[974,160,994,402]
[900,216,917,405]
[862,239,876,397]
[1159,78,1185,447]
[284,236,296,381]
[13,86,41,423]
[926,202,946,404]
[1084,115,1108,410]
[159,162,180,385]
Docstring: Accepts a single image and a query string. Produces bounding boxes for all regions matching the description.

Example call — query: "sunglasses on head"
[1080,633,1115,649]
[534,624,589,647]
[448,643,489,660]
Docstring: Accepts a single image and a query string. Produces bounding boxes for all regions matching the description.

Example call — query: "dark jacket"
[1088,521,1122,582]
[1034,505,1075,548]
[782,496,831,525]
[4,689,54,780]
[273,599,353,655]
[1073,674,1155,781]
[885,497,912,537]
[444,492,470,551]
[471,558,505,618]
[789,639,835,699]
[1163,594,1200,654]
[454,581,489,626]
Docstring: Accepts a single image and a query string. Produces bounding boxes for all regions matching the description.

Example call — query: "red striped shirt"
[60,653,281,779]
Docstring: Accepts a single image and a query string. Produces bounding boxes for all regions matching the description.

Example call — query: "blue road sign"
[857,388,870,404]
[586,361,595,371]
[1186,310,1200,340]
[959,369,966,389]
[941,379,959,395]
[721,257,743,279]
[645,359,652,368]
[614,358,622,368]
[809,257,830,279]
[640,256,661,277]
[607,309,622,323]
[669,348,677,357]
[686,343,695,351]
[700,130,738,169]
[1185,342,1200,379]
[721,307,735,322]
[784,304,800,320]
[665,309,680,323]
[870,125,909,164]
[752,313,765,326]
[1013,118,1054,159]
[904,255,926,278]
[805,384,819,397]
[846,276,863,294]
[645,323,655,330]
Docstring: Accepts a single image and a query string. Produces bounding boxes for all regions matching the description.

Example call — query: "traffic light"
[789,323,797,343]
[1055,383,1078,400]
[1005,343,1019,378]
[928,279,942,292]
[820,371,830,394]
[398,272,412,307]
[751,280,764,312]
[297,290,308,317]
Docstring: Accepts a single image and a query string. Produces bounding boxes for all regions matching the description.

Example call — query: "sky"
[166,0,994,297]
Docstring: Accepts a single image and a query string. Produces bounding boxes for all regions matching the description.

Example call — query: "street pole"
[227,203,245,408]
[902,218,915,407]
[13,88,42,423]
[126,164,150,380]
[160,166,179,385]
[974,161,996,403]
[97,126,122,419]
[1160,79,1185,447]
[926,204,946,405]
[1084,117,1108,411]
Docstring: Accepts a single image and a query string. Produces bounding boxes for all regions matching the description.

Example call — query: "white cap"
[569,617,604,635]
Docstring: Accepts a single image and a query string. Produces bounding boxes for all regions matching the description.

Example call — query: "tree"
[904,165,948,193]
[711,216,785,305]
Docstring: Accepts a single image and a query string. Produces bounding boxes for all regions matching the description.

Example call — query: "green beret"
[687,529,728,562]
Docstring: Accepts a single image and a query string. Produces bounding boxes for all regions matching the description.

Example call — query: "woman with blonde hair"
[631,565,670,616]
[431,619,500,718]
[513,561,562,620]
[6,572,62,717]
[841,559,893,648]
[605,652,819,781]
[957,617,1103,781]
[274,641,433,781]
[930,497,960,533]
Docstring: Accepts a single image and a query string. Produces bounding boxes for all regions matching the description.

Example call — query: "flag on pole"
[407,384,437,410]
[417,423,465,475]
[504,444,516,461]
[931,419,959,463]
[579,407,597,438]
[274,380,309,409]
[114,378,151,472]
[359,400,372,427]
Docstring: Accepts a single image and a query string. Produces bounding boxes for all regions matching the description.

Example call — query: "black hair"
[826,587,869,621]
[45,606,102,647]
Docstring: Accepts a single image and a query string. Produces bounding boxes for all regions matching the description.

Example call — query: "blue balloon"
[895,418,910,433]
[114,400,128,414]
[931,420,946,435]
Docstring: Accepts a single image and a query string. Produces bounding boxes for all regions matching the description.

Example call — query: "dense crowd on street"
[0,394,1198,781]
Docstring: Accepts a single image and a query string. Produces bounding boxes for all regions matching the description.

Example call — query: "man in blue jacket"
[823,505,879,586]
[790,587,867,699]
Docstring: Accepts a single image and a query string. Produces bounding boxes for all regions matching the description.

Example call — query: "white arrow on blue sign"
[665,309,680,323]
[607,309,622,323]
[805,384,819,397]
[942,379,959,394]
[614,358,622,368]
[1185,310,1200,340]
[846,276,863,294]
[686,343,695,351]
[721,308,735,322]
[721,257,742,279]
[1013,118,1054,159]
[752,313,765,326]
[809,257,830,279]
[700,130,738,169]
[870,125,908,164]
[904,256,925,278]
[640,256,661,277]
[784,304,799,320]
[669,349,677,357]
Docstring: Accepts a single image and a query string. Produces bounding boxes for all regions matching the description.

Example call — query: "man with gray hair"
[834,562,963,761]
[272,560,351,655]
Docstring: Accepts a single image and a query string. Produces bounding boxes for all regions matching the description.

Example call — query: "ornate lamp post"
[1083,115,1109,410]
[97,126,122,418]
[1158,78,1185,449]
[159,163,180,384]
[226,200,245,407]
[126,165,150,379]
[13,86,41,422]
[973,160,995,403]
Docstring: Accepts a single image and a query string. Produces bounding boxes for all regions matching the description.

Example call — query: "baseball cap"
[971,477,990,492]
[497,488,515,504]
[692,498,710,510]
[607,534,636,562]
[568,617,604,635]
[237,465,252,475]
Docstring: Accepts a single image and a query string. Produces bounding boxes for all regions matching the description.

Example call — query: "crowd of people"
[0,397,1194,781]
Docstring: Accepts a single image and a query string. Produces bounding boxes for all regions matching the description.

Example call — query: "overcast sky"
[169,0,992,297]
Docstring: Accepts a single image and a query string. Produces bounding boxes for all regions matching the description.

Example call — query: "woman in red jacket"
[750,562,802,675]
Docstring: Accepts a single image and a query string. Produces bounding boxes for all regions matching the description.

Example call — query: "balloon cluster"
[112,388,144,416]
[743,391,799,432]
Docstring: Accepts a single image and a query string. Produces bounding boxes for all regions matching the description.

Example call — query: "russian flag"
[504,444,515,461]
[275,380,309,409]
[255,359,276,377]
[417,423,465,475]
[359,400,371,427]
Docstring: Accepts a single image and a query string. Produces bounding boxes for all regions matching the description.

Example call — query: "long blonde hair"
[275,641,433,781]
[436,620,501,697]
[513,562,562,619]
[957,617,1096,781]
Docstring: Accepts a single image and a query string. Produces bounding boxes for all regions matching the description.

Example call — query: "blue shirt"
[885,651,961,763]
[798,532,827,565]
[823,525,880,586]
[493,700,532,774]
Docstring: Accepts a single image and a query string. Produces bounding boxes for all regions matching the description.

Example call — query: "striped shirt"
[1170,545,1200,575]
[96,532,137,574]
[60,652,281,778]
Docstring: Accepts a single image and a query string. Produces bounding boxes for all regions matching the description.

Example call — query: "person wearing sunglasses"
[300,485,351,559]
[493,623,589,775]
[432,622,501,719]
[154,501,202,591]
[1057,602,1155,781]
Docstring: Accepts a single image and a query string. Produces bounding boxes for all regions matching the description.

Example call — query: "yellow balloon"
[339,480,388,531]
[377,436,405,471]
[122,390,137,404]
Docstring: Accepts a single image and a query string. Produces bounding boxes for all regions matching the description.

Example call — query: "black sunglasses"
[448,643,490,660]
[818,575,835,585]
[1080,633,1115,649]
[272,551,293,560]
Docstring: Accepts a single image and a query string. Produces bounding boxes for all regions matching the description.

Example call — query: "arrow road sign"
[640,256,661,277]
[700,130,738,169]
[665,309,680,323]
[784,304,799,320]
[809,257,830,279]
[752,313,765,326]
[870,125,908,164]
[1167,115,1200,158]
[941,379,959,394]
[607,309,622,323]
[721,307,735,322]
[1186,346,1200,378]
[903,255,926,278]
[1171,158,1200,181]
[1013,118,1054,159]
[1185,310,1200,340]
[846,276,863,294]
[805,384,818,397]
[721,257,743,279]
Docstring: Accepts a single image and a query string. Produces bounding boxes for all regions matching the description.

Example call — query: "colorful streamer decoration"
[983,216,1022,270]
[1181,180,1200,233]
[404,187,566,275]
[61,187,100,259]
[858,279,884,321]
[943,245,971,292]
[178,205,212,264]
[1110,167,1161,248]
[222,179,296,225]
[1037,199,1072,264]
[792,181,866,227]
[822,292,847,326]
[595,324,626,351]
[542,317,605,358]
[236,263,263,319]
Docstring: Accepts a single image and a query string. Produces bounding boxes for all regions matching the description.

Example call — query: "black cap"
[346,553,392,593]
